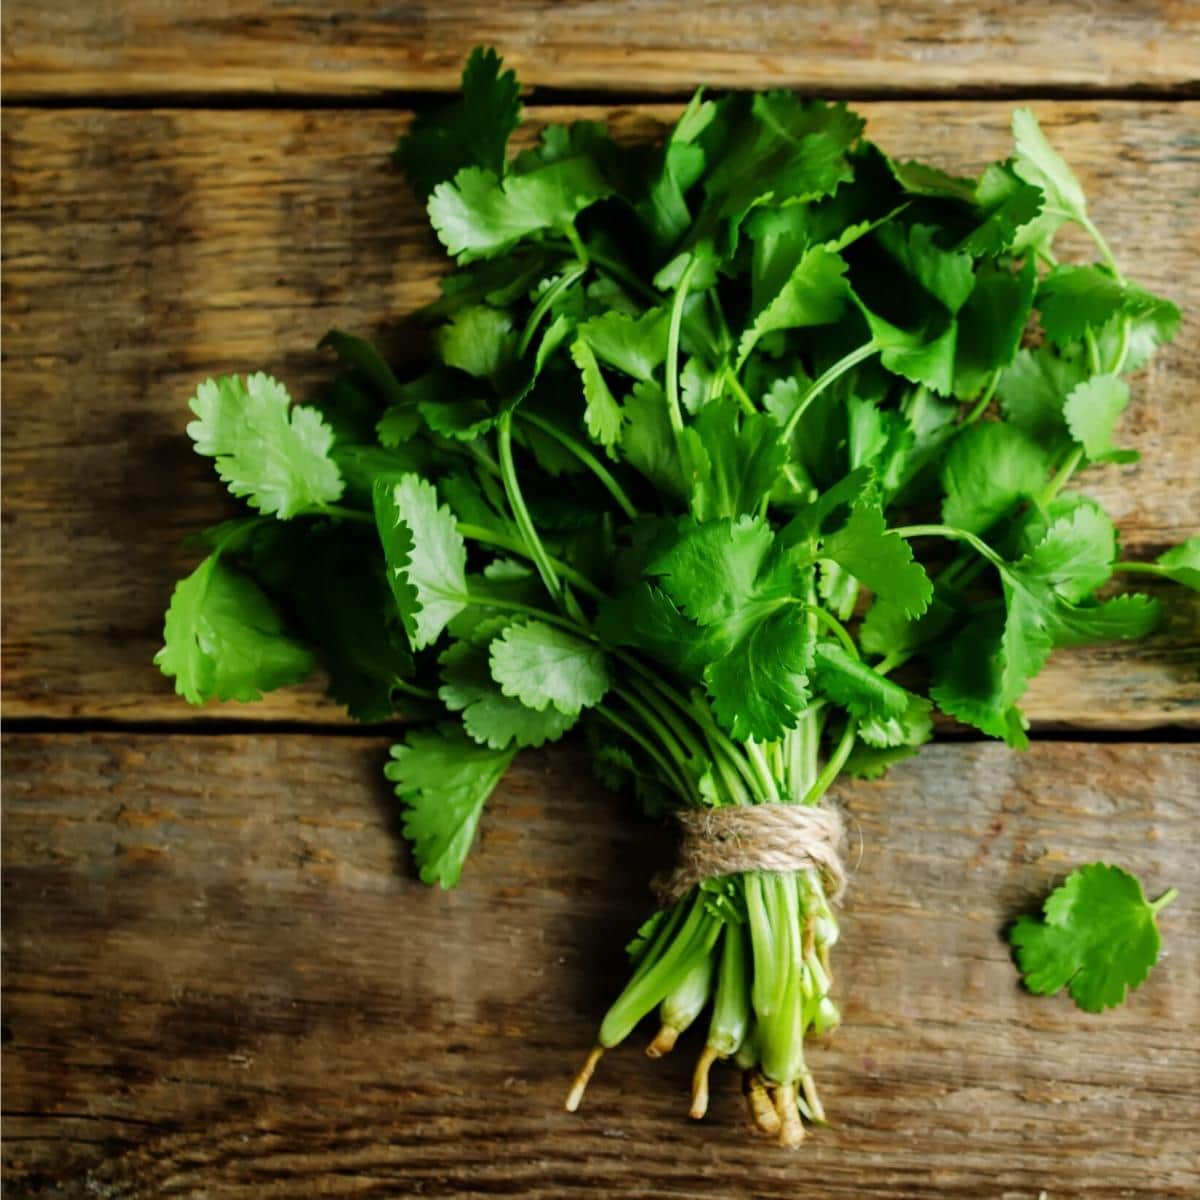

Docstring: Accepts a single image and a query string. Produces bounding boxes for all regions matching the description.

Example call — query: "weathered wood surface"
[2,734,1196,1196]
[3,102,1197,726]
[3,1,1199,99]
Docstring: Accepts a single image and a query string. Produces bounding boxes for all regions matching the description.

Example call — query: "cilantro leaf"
[1010,108,1088,252]
[997,346,1086,447]
[440,636,577,748]
[436,304,517,380]
[429,160,611,262]
[187,373,343,519]
[156,555,316,704]
[941,422,1049,534]
[690,399,788,522]
[577,307,670,381]
[385,726,516,888]
[812,641,911,721]
[1063,374,1137,463]
[394,46,522,200]
[1017,502,1116,603]
[373,474,468,650]
[489,621,610,714]
[1010,864,1177,1012]
[571,338,623,448]
[821,505,933,619]
[1153,538,1200,590]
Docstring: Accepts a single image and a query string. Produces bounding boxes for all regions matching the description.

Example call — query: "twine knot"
[653,803,847,907]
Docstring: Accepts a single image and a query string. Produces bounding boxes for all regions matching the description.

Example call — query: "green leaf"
[436,305,517,380]
[577,307,670,381]
[812,641,911,721]
[571,338,623,448]
[959,163,1044,257]
[821,505,933,619]
[941,422,1049,534]
[394,46,522,200]
[997,346,1086,447]
[1063,374,1136,463]
[639,90,718,250]
[385,726,516,888]
[429,160,611,262]
[874,222,976,314]
[439,637,577,748]
[737,244,850,363]
[155,555,315,704]
[1010,864,1175,1012]
[319,330,405,406]
[621,380,687,500]
[1154,538,1200,591]
[187,373,344,519]
[489,620,610,714]
[690,398,788,522]
[953,258,1037,400]
[1010,108,1087,252]
[373,474,468,650]
[1018,503,1116,603]
[842,742,920,780]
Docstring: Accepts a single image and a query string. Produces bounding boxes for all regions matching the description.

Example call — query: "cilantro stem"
[1112,560,1166,578]
[745,740,781,804]
[781,341,879,443]
[562,220,590,267]
[803,718,857,806]
[518,263,586,356]
[1110,315,1132,375]
[1077,213,1125,283]
[961,370,1001,426]
[800,604,859,660]
[614,686,700,802]
[496,413,563,604]
[588,249,664,306]
[1149,887,1179,915]
[461,592,585,636]
[392,677,438,702]
[517,410,639,520]
[723,367,758,417]
[665,257,699,439]
[456,521,605,600]
[894,524,1006,570]
[1038,445,1084,507]
[596,704,693,803]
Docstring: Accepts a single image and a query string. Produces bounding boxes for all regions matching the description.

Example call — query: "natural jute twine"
[653,804,847,907]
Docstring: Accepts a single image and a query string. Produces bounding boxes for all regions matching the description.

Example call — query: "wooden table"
[3,5,1198,1196]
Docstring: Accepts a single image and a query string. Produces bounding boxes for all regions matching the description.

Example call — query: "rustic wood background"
[2,3,1198,1196]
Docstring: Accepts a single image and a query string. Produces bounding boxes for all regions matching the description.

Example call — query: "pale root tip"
[689,1045,720,1119]
[565,1045,605,1113]
[645,1024,680,1059]
[744,1070,782,1136]
[776,1082,806,1149]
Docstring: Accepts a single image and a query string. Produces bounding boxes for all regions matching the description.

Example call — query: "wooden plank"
[2,102,1197,726]
[3,1,1198,99]
[2,733,1197,1195]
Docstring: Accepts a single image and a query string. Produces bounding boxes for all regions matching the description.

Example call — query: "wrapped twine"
[653,803,847,907]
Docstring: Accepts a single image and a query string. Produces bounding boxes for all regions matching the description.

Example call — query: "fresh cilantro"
[1010,864,1177,1012]
[187,373,343,519]
[489,621,610,714]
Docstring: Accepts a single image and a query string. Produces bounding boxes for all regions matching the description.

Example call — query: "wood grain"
[3,0,1199,100]
[2,733,1197,1196]
[2,102,1197,727]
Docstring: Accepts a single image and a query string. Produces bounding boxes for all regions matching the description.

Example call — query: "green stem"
[801,604,859,659]
[781,341,879,442]
[1110,316,1132,376]
[456,522,605,600]
[596,704,693,804]
[563,221,590,267]
[497,413,562,604]
[1112,560,1166,579]
[590,249,663,306]
[1150,887,1179,916]
[518,263,586,356]
[893,523,1006,569]
[462,591,585,636]
[391,677,438,702]
[745,740,781,804]
[962,370,1000,426]
[517,410,639,521]
[665,257,699,441]
[803,719,857,806]
[1078,213,1124,282]
[723,366,758,416]
[1038,446,1084,507]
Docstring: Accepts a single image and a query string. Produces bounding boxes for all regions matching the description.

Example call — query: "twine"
[652,803,847,907]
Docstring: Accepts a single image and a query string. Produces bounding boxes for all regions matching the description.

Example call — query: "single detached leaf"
[373,474,468,650]
[385,726,516,888]
[489,620,610,715]
[1009,863,1176,1012]
[187,373,344,519]
[155,555,316,704]
[394,46,522,199]
[1063,374,1136,463]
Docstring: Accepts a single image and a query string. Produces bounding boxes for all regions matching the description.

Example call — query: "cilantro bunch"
[157,49,1195,1145]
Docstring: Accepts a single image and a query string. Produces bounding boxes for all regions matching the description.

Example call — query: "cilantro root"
[157,47,1191,1144]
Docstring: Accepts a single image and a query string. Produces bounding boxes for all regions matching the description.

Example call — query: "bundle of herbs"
[157,49,1194,1145]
